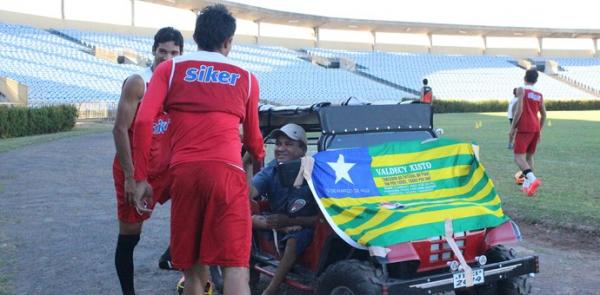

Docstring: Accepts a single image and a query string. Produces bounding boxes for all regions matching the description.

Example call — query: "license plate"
[453,268,484,288]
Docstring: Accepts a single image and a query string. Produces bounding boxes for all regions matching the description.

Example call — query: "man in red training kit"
[131,5,264,295]
[510,68,546,197]
[112,27,183,295]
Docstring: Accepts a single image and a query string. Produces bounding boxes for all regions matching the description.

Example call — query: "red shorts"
[514,132,540,154]
[113,159,171,224]
[169,161,251,269]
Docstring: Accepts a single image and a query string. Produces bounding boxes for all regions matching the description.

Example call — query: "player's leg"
[114,162,150,295]
[198,162,252,295]
[182,263,210,295]
[222,267,250,295]
[523,133,541,196]
[169,162,213,294]
[262,238,298,295]
[116,221,143,295]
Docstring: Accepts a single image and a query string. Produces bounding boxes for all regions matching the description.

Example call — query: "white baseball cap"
[270,123,307,145]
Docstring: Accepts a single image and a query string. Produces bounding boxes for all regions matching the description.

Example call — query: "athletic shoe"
[158,248,175,271]
[176,277,184,295]
[526,179,542,197]
[176,278,213,295]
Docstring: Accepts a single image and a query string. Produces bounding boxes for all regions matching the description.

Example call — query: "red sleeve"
[242,74,265,162]
[132,60,171,181]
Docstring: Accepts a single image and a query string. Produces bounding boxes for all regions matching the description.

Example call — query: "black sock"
[160,246,170,261]
[115,234,140,295]
[522,169,532,176]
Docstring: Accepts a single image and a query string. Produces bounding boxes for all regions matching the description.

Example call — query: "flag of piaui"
[304,138,509,249]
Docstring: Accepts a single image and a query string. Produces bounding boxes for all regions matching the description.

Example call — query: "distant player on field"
[509,69,546,197]
[112,27,183,295]
[420,78,433,104]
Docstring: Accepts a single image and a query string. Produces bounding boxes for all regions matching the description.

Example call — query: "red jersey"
[421,86,432,104]
[517,85,543,132]
[113,68,171,178]
[132,51,265,181]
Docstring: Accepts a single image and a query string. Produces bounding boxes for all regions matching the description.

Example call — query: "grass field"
[435,110,600,233]
[0,112,598,234]
[0,121,112,154]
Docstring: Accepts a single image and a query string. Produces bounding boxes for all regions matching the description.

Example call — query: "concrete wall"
[541,49,595,57]
[431,46,484,55]
[317,40,373,51]
[374,43,429,53]
[0,77,28,106]
[485,48,540,58]
[257,36,315,49]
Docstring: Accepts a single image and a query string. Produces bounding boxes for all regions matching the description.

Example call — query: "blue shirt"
[252,160,317,216]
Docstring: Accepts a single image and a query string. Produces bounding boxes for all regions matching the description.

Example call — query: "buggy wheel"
[316,260,381,295]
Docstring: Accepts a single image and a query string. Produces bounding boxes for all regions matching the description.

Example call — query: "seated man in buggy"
[246,123,318,295]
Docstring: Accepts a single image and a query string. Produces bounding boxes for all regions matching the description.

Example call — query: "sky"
[227,0,600,30]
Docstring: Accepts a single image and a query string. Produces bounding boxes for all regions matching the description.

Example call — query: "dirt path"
[0,131,598,294]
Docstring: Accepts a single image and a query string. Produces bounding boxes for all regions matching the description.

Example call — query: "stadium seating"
[0,23,138,106]
[306,48,593,101]
[554,57,600,94]
[1,23,597,110]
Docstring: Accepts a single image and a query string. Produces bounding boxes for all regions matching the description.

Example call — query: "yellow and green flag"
[306,138,508,248]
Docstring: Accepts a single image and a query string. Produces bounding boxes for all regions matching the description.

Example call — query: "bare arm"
[288,215,318,227]
[511,87,524,130]
[539,100,547,131]
[112,75,144,205]
[244,152,260,200]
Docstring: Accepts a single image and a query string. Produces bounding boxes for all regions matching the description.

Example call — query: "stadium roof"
[142,0,600,39]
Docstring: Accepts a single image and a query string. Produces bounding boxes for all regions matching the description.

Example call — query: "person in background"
[510,69,546,197]
[420,78,433,104]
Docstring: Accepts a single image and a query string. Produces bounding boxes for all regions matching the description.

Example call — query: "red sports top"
[421,86,432,104]
[113,68,171,178]
[517,85,543,132]
[132,51,265,181]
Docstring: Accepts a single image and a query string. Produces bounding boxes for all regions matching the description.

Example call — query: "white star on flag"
[327,154,356,184]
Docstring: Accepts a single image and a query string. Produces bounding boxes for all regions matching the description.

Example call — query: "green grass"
[434,111,600,233]
[0,121,112,154]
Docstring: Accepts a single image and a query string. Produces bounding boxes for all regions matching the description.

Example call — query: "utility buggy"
[244,102,538,295]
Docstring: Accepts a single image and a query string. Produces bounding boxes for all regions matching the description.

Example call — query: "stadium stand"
[554,57,600,95]
[0,22,597,116]
[0,23,138,108]
[306,48,594,101]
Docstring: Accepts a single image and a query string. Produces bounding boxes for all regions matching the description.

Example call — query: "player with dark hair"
[510,68,546,197]
[132,4,264,295]
[112,26,183,295]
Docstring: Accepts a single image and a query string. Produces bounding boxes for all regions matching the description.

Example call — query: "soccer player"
[510,69,546,197]
[131,5,265,295]
[112,27,183,295]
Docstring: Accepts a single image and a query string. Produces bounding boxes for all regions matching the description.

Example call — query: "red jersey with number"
[517,85,543,132]
[132,51,265,181]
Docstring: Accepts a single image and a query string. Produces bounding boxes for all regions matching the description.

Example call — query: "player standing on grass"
[131,5,264,295]
[510,69,546,197]
[112,27,183,295]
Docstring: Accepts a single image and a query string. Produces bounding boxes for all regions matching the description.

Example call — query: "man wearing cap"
[247,123,318,295]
